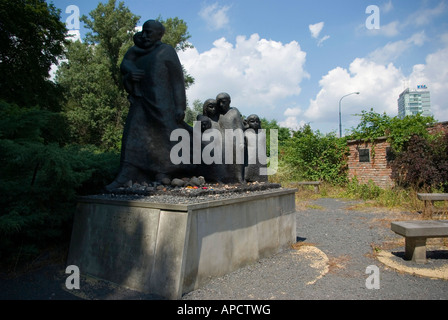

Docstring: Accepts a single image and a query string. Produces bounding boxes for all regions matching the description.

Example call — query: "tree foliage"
[0,100,119,266]
[184,99,203,125]
[81,0,140,87]
[57,40,129,150]
[281,125,349,185]
[349,108,436,153]
[57,0,195,151]
[0,0,67,111]
[391,132,448,191]
[161,16,194,52]
[260,118,291,147]
[349,109,446,191]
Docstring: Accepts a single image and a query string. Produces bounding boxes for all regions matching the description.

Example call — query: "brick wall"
[346,122,448,189]
[347,137,394,188]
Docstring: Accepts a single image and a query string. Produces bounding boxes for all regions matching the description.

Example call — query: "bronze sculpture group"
[106,20,267,192]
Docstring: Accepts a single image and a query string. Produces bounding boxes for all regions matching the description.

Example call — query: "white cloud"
[359,20,399,37]
[279,116,306,131]
[178,34,309,116]
[368,31,427,64]
[309,22,324,39]
[309,21,330,46]
[284,107,302,117]
[303,39,448,132]
[304,59,404,130]
[199,3,231,30]
[405,2,446,27]
[317,35,330,47]
[362,2,446,38]
[279,107,305,130]
[407,47,448,122]
[379,21,399,37]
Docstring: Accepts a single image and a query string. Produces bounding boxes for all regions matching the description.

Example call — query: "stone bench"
[417,193,448,218]
[391,220,448,264]
[296,181,321,193]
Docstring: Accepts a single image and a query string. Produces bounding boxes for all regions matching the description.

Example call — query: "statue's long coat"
[120,41,191,180]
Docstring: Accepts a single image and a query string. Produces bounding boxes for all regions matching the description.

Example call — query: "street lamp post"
[339,92,360,138]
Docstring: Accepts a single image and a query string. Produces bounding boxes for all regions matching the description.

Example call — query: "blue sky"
[53,0,448,134]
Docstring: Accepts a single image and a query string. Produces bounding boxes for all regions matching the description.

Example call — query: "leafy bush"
[349,109,435,157]
[391,133,448,191]
[0,101,119,267]
[348,109,447,191]
[343,177,382,200]
[350,109,435,150]
[281,125,349,185]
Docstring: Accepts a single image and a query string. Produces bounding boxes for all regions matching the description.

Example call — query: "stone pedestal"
[67,188,297,299]
[405,237,427,264]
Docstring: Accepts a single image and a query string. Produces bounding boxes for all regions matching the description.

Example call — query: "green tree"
[0,100,119,266]
[260,118,291,147]
[184,99,203,125]
[281,125,349,185]
[348,109,445,191]
[0,0,67,111]
[57,40,129,149]
[161,16,193,51]
[349,108,435,153]
[57,0,195,150]
[57,0,139,150]
[81,0,140,88]
[0,0,122,268]
[161,16,194,90]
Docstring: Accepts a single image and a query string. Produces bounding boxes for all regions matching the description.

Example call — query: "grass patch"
[292,179,443,215]
[272,169,447,219]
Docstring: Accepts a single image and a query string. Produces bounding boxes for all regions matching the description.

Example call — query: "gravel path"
[182,198,448,300]
[1,197,447,300]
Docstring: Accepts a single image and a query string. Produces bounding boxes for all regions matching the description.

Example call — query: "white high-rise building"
[397,85,431,119]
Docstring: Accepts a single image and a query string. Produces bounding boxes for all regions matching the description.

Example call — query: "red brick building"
[346,121,448,189]
[347,136,394,188]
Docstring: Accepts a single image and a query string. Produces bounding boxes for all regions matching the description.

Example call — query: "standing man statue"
[106,19,191,191]
[215,92,245,183]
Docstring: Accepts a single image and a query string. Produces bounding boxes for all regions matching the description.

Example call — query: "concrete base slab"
[67,188,297,299]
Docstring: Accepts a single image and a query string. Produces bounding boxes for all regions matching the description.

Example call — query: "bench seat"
[417,193,448,201]
[391,220,448,264]
[417,193,448,218]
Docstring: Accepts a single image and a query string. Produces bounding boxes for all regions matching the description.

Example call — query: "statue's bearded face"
[141,23,163,48]
[141,28,156,48]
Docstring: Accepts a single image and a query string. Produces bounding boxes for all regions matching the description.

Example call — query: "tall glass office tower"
[397,86,431,119]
